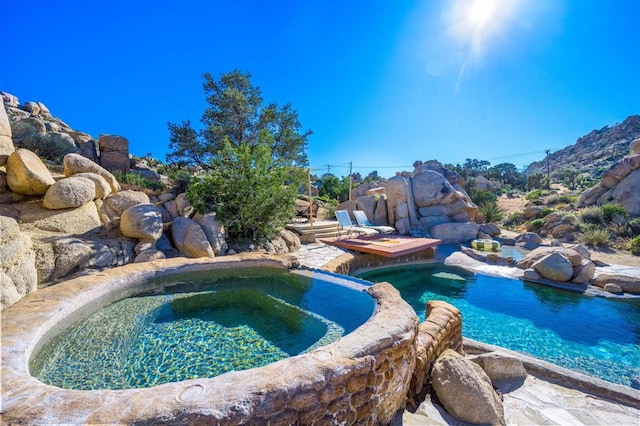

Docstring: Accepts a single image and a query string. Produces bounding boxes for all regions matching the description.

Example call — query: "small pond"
[358,263,640,389]
[30,268,375,390]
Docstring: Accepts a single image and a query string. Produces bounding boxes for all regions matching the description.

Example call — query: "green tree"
[167,70,312,169]
[186,138,304,241]
[485,163,523,188]
[318,175,351,202]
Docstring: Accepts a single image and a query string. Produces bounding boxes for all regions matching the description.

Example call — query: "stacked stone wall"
[411,300,464,396]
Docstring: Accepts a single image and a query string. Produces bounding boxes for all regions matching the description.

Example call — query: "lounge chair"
[353,210,395,234]
[335,210,379,236]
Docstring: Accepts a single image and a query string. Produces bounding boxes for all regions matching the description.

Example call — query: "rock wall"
[411,300,464,396]
[348,160,479,242]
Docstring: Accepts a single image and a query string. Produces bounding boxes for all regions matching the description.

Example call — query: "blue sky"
[3,1,639,177]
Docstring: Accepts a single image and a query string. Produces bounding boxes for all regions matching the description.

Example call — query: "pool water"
[358,263,640,388]
[30,268,374,390]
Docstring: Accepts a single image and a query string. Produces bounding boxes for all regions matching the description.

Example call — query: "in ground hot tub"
[1,254,419,425]
[30,267,374,390]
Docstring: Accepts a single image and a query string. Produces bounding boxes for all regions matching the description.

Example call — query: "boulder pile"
[344,160,480,243]
[577,138,640,216]
[516,245,595,284]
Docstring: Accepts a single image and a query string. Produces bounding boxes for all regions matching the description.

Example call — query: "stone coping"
[1,254,418,424]
[464,338,640,409]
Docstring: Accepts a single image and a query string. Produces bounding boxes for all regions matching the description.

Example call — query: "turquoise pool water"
[358,263,640,389]
[30,268,374,390]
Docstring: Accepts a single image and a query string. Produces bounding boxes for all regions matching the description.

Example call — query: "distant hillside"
[526,115,640,178]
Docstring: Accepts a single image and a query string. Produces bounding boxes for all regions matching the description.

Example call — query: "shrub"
[608,215,633,237]
[526,189,543,201]
[601,204,628,223]
[322,199,339,219]
[186,140,304,241]
[469,189,497,207]
[479,202,504,223]
[527,218,544,231]
[579,207,603,225]
[112,171,166,192]
[538,207,555,218]
[630,236,640,256]
[579,228,612,246]
[630,219,640,234]
[503,212,525,227]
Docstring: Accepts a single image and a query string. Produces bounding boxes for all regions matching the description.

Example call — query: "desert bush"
[538,207,555,218]
[630,219,640,234]
[579,207,603,225]
[526,189,543,201]
[527,218,544,231]
[113,171,166,192]
[468,189,497,207]
[630,236,640,256]
[601,204,628,223]
[579,228,612,246]
[479,202,504,223]
[503,212,525,227]
[608,215,633,237]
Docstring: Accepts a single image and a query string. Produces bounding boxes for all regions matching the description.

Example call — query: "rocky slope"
[526,115,640,178]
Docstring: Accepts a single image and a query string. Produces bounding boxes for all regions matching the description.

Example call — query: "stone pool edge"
[1,253,420,424]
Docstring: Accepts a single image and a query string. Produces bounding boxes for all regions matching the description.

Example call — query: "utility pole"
[545,149,551,188]
[348,161,353,201]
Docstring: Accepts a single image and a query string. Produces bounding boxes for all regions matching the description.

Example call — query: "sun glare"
[467,0,499,31]
[448,0,518,57]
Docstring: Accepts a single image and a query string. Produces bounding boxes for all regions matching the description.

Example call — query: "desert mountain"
[526,115,640,178]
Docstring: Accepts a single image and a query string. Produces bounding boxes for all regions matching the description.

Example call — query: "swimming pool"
[30,268,375,390]
[358,263,640,388]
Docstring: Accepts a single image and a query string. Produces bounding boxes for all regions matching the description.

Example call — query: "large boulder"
[193,212,228,256]
[355,195,376,221]
[6,148,56,195]
[63,153,121,193]
[13,199,101,235]
[610,169,640,216]
[98,134,130,173]
[571,259,596,284]
[171,217,215,258]
[43,177,95,210]
[431,349,505,425]
[430,222,480,244]
[516,246,583,269]
[513,232,543,250]
[468,352,527,382]
[382,176,409,226]
[104,190,150,215]
[0,103,15,166]
[577,183,609,207]
[71,172,111,199]
[412,170,459,208]
[532,252,574,282]
[120,204,163,242]
[592,266,640,293]
[1,216,38,311]
[600,154,640,188]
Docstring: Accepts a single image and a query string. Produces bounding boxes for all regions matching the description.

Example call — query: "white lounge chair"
[353,210,395,234]
[335,210,378,236]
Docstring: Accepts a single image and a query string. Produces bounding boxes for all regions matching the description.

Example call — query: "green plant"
[167,69,311,170]
[112,171,166,192]
[468,189,497,207]
[579,228,612,246]
[526,189,543,201]
[527,218,544,231]
[579,207,603,225]
[608,215,633,237]
[630,218,640,234]
[186,140,304,241]
[538,207,555,218]
[630,235,640,256]
[503,212,525,227]
[601,204,628,223]
[322,199,339,219]
[479,202,504,223]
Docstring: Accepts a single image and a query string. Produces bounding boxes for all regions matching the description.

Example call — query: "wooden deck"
[319,234,442,258]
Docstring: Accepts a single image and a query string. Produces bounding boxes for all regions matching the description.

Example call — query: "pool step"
[286,220,343,239]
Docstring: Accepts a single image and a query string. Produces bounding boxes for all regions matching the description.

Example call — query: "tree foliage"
[167,70,312,169]
[318,175,351,202]
[186,139,304,241]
